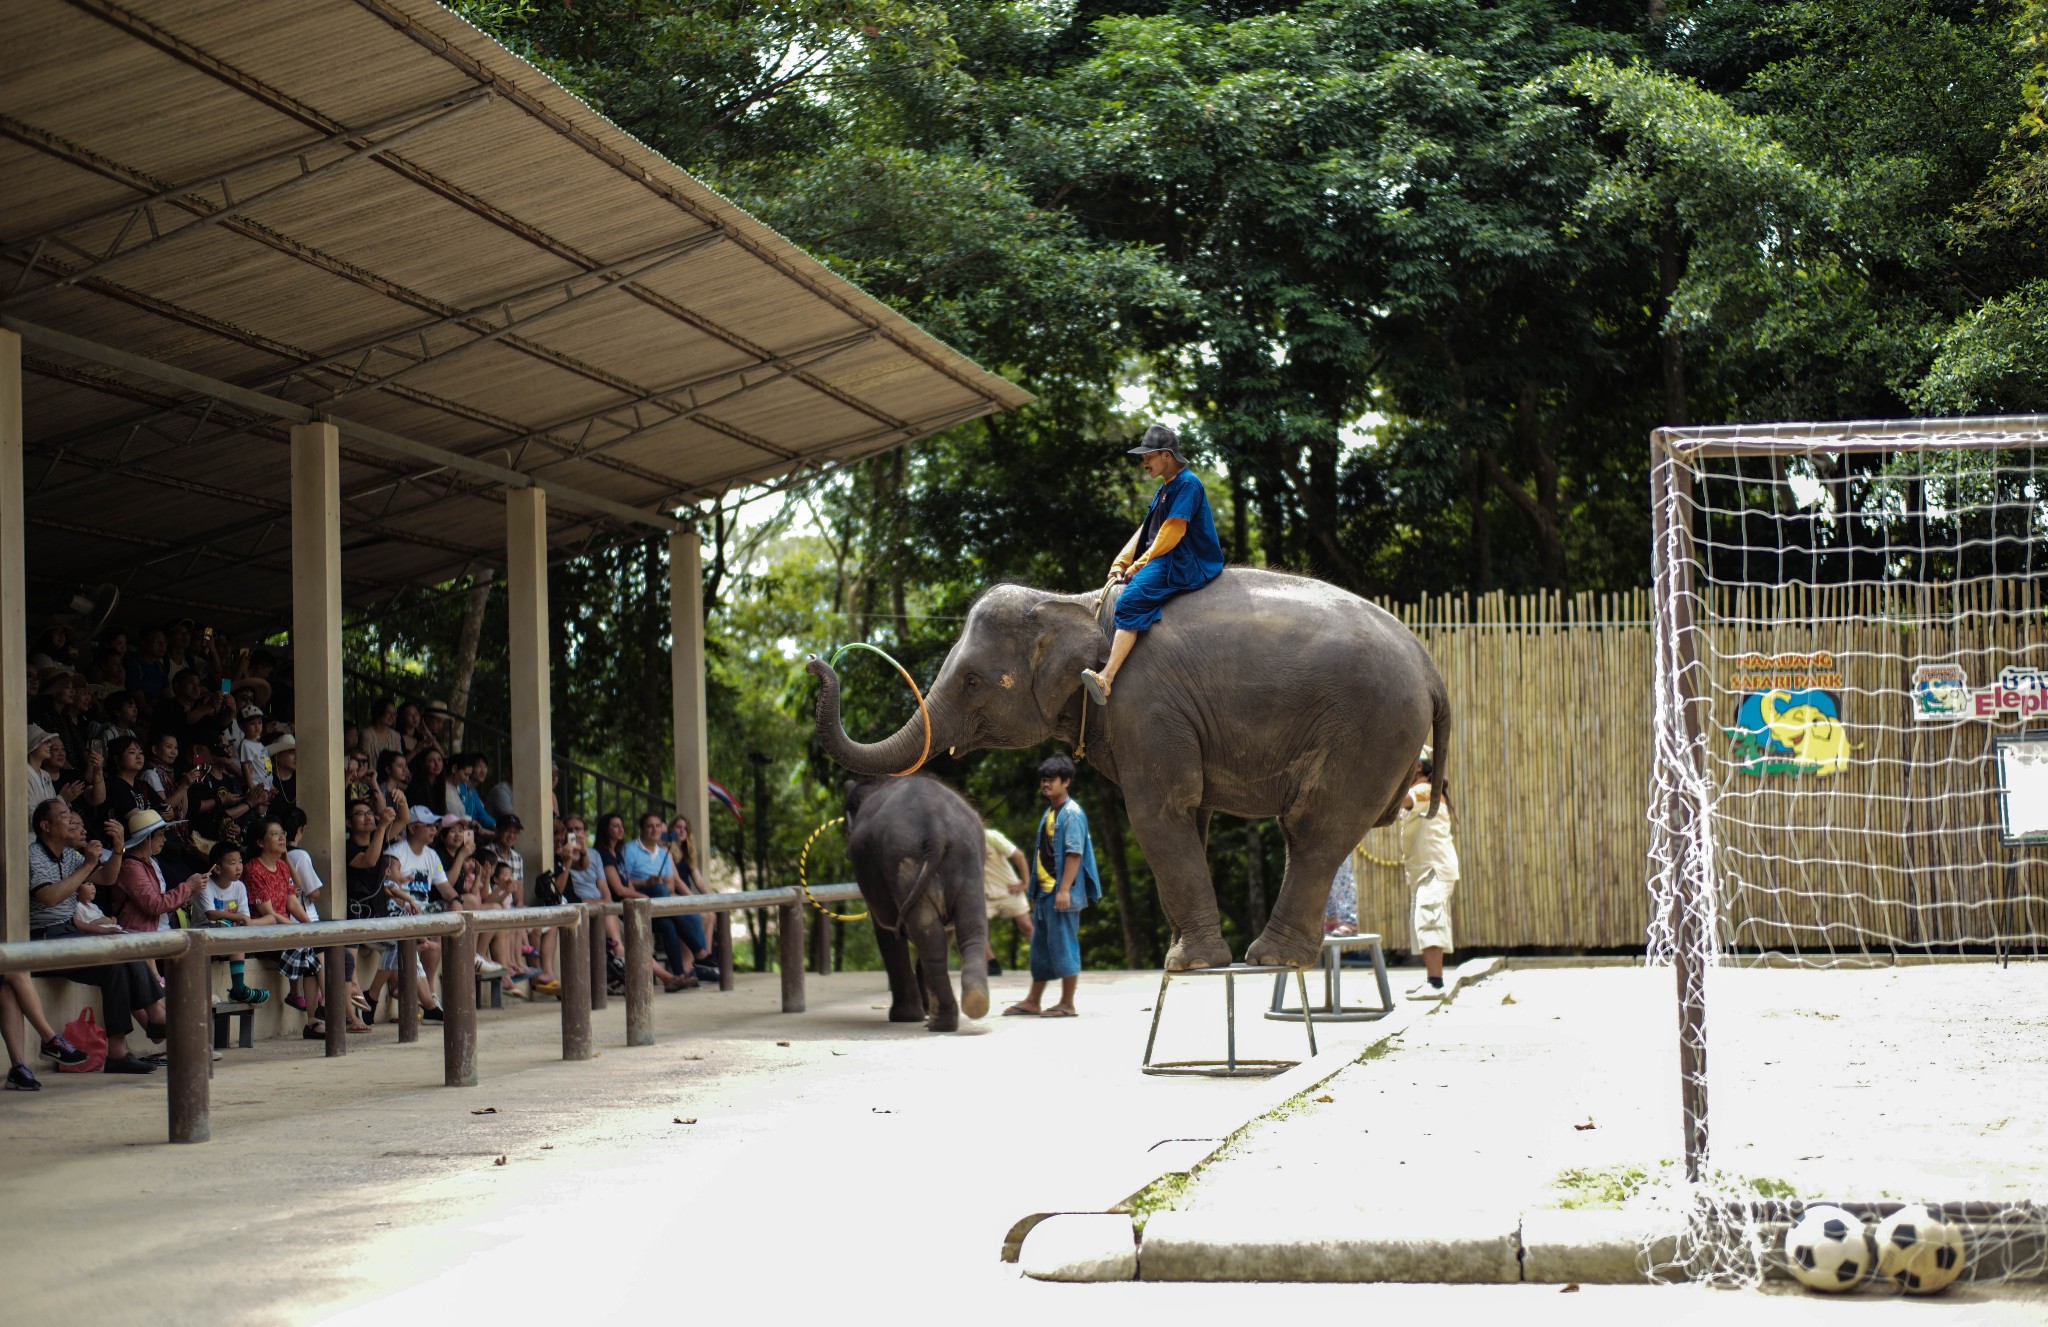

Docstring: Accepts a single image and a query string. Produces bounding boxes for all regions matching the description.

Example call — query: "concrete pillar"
[290,421,344,924]
[0,330,27,943]
[507,486,553,879]
[668,530,711,881]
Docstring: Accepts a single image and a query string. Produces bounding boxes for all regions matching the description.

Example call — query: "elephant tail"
[1427,677,1450,821]
[898,840,945,926]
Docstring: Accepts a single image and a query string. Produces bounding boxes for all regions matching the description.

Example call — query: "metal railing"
[0,884,861,1144]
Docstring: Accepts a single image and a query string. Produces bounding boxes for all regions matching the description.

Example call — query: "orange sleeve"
[1132,518,1187,570]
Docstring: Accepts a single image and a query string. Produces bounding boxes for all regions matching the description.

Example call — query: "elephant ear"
[1025,597,1105,727]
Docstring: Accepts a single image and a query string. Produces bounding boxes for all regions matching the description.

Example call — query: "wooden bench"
[476,970,503,1010]
[211,1001,255,1050]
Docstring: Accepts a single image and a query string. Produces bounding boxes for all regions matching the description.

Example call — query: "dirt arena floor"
[1178,962,2048,1217]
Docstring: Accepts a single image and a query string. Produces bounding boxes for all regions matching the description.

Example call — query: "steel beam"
[0,93,491,308]
[1,315,676,531]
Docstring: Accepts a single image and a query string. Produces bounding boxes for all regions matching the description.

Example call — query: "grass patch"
[1356,1031,1404,1063]
[1551,1164,1655,1209]
[1125,1170,1194,1227]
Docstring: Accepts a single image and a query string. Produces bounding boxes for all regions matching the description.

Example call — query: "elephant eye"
[964,674,981,689]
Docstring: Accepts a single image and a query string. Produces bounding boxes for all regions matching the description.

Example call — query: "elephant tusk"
[948,746,956,757]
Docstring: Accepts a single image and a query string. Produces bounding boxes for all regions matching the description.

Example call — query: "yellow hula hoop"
[798,815,868,921]
[1357,848,1404,869]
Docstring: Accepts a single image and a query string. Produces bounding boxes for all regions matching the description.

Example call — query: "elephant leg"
[873,922,924,1023]
[953,893,990,1021]
[1126,796,1230,972]
[1246,813,1356,969]
[908,908,961,1032]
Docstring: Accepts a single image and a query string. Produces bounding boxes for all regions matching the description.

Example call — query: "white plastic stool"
[1266,933,1393,1022]
[1141,962,1316,1077]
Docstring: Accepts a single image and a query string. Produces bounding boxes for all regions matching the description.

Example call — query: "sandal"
[1040,1007,1078,1018]
[1079,669,1110,706]
[1002,1004,1041,1017]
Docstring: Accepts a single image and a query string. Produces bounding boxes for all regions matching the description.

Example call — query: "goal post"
[1647,415,2048,1285]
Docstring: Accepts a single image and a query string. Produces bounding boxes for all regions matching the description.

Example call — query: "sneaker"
[693,964,720,983]
[422,1006,445,1023]
[39,1035,86,1067]
[5,1063,40,1091]
[103,1053,158,1075]
[1404,980,1447,1001]
[475,957,506,977]
[226,986,271,1005]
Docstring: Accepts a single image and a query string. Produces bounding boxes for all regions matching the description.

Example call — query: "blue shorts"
[1028,901,1082,981]
[1114,560,1204,632]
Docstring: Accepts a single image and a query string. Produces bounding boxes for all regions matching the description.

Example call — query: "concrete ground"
[3,961,2044,1324]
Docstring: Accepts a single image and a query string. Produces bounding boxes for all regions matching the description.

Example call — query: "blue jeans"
[643,882,707,973]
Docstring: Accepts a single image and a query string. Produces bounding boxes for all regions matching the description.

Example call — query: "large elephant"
[809,567,1448,971]
[841,774,991,1031]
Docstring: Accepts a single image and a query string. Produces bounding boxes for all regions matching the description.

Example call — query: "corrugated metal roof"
[2,0,1029,628]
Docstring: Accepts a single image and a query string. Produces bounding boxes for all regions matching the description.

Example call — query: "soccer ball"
[1785,1205,1872,1291]
[1874,1205,1966,1294]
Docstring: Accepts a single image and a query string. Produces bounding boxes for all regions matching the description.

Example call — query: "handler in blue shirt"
[1003,754,1101,1018]
[1081,423,1226,704]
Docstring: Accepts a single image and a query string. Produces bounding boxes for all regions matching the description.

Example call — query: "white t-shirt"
[199,877,251,922]
[1396,782,1460,888]
[382,839,447,911]
[286,846,323,922]
[238,736,275,789]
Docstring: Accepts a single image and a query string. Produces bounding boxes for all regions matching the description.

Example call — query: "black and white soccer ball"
[1785,1204,1872,1292]
[1874,1205,1966,1294]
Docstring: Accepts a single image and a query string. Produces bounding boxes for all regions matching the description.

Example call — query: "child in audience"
[235,706,275,791]
[68,880,124,936]
[196,844,270,1005]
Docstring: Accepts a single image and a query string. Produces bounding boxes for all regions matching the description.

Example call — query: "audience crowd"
[9,618,718,1091]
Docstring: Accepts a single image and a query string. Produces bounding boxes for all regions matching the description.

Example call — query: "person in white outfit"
[1396,747,1459,1000]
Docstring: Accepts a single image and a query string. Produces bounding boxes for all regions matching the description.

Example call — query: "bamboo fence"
[1349,584,2048,955]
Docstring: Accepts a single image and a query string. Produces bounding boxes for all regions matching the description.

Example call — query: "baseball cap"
[407,805,442,826]
[1124,423,1185,460]
[239,704,265,720]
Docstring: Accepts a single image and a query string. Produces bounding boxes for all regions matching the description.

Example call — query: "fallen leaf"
[776,1040,791,1047]
[1561,1283,1579,1293]
[871,1107,893,1114]
[493,1155,507,1166]
[675,1117,698,1125]
[540,1144,553,1150]
[1501,993,1517,1005]
[831,1050,846,1056]
[470,1107,497,1115]
[1314,1095,1334,1104]
[1574,1119,1596,1131]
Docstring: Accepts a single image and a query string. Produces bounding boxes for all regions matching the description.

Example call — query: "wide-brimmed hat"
[25,723,60,758]
[235,676,273,706]
[425,698,455,720]
[1124,423,1186,462]
[266,734,296,756]
[123,808,185,850]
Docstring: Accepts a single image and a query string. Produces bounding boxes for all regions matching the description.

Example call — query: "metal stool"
[1141,963,1317,1077]
[1267,933,1393,1022]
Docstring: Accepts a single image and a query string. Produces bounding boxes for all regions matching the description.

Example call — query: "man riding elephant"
[1082,424,1225,705]
[809,428,1450,974]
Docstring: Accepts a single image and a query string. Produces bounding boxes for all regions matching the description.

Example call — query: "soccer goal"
[1648,416,2048,1288]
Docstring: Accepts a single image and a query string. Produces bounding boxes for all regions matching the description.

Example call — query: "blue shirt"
[457,782,497,830]
[1141,468,1226,591]
[1031,799,1103,913]
[620,841,675,897]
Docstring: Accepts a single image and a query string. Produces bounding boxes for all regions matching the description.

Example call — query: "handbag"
[57,1007,107,1073]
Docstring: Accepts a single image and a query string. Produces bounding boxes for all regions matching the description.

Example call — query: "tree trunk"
[1244,817,1268,933]
[641,537,668,796]
[889,448,908,644]
[1229,466,1250,564]
[1658,221,1688,428]
[448,568,494,748]
[1466,453,1492,591]
[1097,792,1145,969]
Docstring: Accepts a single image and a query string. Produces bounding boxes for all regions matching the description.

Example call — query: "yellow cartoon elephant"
[1761,690,1859,776]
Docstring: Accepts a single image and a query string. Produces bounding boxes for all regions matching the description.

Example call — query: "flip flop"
[1002,1004,1041,1016]
[1040,1008,1078,1018]
[1080,669,1110,706]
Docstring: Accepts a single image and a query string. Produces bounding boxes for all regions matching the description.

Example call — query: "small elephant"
[812,567,1448,972]
[842,775,991,1031]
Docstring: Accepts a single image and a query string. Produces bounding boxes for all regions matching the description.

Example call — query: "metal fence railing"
[0,884,861,1144]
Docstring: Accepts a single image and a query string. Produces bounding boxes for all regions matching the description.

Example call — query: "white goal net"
[1648,417,2048,1287]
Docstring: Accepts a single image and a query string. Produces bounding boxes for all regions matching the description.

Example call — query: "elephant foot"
[960,985,989,1020]
[1163,933,1233,972]
[1246,922,1320,970]
[926,1007,960,1033]
[888,1001,926,1023]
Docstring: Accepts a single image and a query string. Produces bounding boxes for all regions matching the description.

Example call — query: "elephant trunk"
[807,656,944,776]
